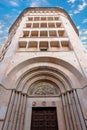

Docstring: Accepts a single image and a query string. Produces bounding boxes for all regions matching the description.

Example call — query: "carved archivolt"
[28,80,60,96]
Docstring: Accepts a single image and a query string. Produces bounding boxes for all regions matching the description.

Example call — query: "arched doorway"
[2,57,87,130]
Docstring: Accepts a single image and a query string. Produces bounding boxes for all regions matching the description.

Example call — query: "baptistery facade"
[0,7,87,130]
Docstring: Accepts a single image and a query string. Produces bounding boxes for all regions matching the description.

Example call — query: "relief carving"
[29,81,60,96]
[34,85,56,95]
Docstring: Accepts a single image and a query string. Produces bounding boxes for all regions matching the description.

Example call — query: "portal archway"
[4,57,86,91]
[2,57,87,130]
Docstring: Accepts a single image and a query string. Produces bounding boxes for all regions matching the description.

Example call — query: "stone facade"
[0,7,87,130]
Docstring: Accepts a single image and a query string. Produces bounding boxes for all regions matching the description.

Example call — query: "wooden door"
[31,107,58,130]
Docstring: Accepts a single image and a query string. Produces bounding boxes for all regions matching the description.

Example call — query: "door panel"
[31,107,58,130]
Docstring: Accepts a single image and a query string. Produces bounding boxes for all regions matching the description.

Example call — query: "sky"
[0,0,87,49]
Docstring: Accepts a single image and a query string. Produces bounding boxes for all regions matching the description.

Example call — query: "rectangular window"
[28,17,33,21]
[30,31,38,37]
[49,31,57,37]
[61,41,70,50]
[19,41,27,48]
[54,17,59,20]
[56,22,62,28]
[40,31,48,37]
[40,41,48,51]
[28,41,37,48]
[41,17,46,21]
[41,23,47,28]
[34,17,40,21]
[26,23,32,28]
[28,41,37,51]
[23,31,29,37]
[50,41,59,47]
[48,23,55,28]
[33,23,39,28]
[48,17,53,21]
[58,30,67,37]
[50,41,60,51]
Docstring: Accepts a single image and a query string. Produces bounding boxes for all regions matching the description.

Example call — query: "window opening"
[49,31,57,37]
[41,23,47,28]
[40,31,48,37]
[40,41,48,51]
[19,41,27,48]
[30,31,38,37]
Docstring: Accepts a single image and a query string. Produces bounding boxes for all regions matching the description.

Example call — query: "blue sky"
[0,0,87,49]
